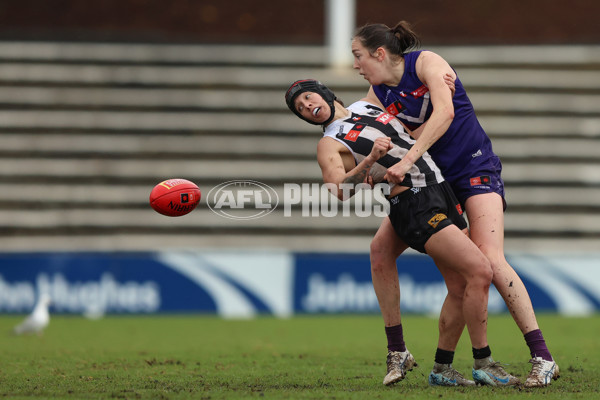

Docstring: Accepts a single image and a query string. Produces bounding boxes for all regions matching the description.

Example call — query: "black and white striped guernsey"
[323,101,444,189]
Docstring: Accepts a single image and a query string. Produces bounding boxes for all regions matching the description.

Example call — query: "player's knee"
[478,262,494,288]
[446,282,466,300]
[370,251,391,275]
[477,244,507,275]
[370,238,399,272]
[468,257,493,288]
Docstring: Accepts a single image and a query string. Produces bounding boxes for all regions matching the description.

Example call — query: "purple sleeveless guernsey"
[372,50,504,205]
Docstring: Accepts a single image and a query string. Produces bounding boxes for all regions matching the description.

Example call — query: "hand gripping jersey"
[323,101,444,190]
[371,51,501,187]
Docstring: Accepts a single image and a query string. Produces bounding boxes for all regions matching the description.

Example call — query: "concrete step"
[489,138,600,161]
[0,158,599,185]
[0,208,598,238]
[0,133,600,165]
[0,158,322,181]
[503,162,600,185]
[0,231,597,253]
[0,110,309,132]
[506,186,600,208]
[0,63,598,91]
[0,209,383,235]
[0,232,381,253]
[0,42,598,67]
[0,87,598,115]
[468,92,600,114]
[0,42,328,66]
[0,110,598,137]
[479,115,600,137]
[2,133,599,161]
[0,133,317,158]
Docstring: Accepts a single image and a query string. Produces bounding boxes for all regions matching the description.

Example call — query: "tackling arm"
[384,52,456,183]
[317,137,391,200]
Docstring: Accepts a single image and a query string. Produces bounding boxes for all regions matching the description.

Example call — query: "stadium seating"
[0,42,599,252]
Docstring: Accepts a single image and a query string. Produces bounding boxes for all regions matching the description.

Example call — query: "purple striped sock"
[385,324,406,352]
[524,329,553,361]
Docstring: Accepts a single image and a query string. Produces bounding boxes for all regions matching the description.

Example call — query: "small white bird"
[13,293,51,335]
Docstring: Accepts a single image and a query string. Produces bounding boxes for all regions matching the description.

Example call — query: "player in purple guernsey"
[352,21,559,388]
[371,51,500,191]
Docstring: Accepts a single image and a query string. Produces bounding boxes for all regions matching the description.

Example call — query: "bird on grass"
[13,293,51,336]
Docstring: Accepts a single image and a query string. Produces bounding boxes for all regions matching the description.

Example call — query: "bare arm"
[317,137,391,200]
[409,72,456,139]
[365,73,455,140]
[385,51,456,183]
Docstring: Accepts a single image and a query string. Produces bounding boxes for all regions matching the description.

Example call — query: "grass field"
[0,314,598,399]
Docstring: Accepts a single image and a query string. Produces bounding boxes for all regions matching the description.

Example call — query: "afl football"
[149,178,201,217]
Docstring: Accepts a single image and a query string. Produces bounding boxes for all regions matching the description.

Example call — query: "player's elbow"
[441,106,454,122]
[431,104,454,126]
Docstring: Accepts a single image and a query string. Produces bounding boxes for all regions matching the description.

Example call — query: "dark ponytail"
[354,21,421,58]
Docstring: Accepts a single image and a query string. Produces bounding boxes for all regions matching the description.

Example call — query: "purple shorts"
[448,155,506,210]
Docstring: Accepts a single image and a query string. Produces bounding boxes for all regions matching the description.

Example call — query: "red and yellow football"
[149,178,201,217]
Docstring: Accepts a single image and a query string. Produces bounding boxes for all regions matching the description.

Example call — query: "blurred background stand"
[0,0,599,316]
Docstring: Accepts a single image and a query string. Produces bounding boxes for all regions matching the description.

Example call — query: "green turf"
[0,314,598,399]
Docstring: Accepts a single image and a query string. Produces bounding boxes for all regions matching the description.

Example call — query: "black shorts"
[387,181,467,254]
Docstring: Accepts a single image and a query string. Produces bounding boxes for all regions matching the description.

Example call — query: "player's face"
[294,92,331,124]
[352,38,385,85]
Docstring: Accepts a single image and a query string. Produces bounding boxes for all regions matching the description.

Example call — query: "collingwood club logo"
[207,180,279,220]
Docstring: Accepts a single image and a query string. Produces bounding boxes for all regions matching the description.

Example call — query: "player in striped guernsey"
[326,102,444,192]
[285,79,518,387]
